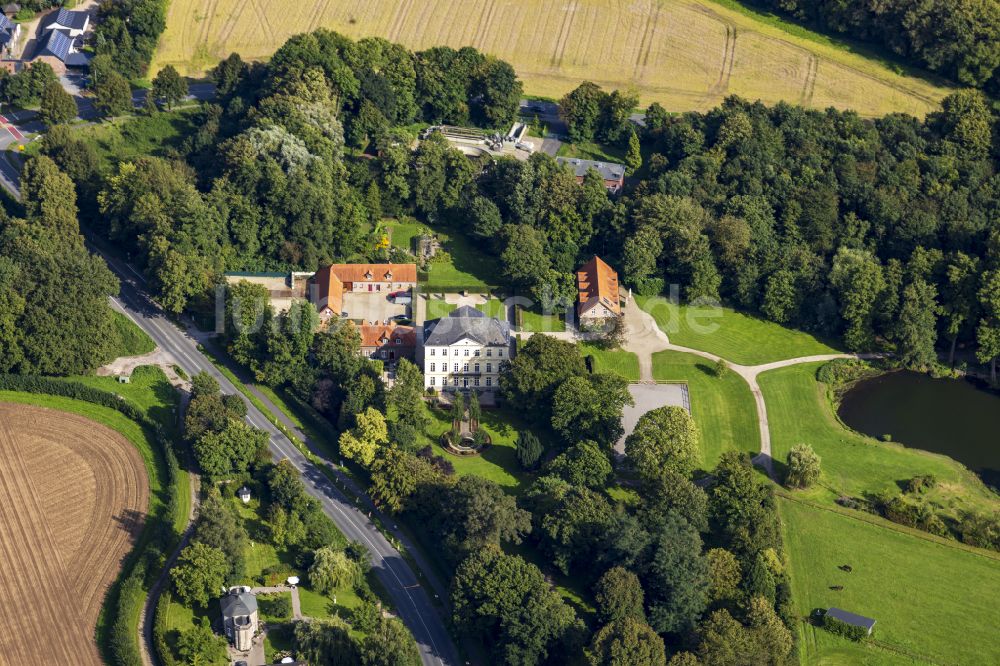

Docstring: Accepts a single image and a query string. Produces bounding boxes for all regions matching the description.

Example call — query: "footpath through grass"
[758,363,998,516]
[780,497,1000,665]
[652,350,759,468]
[636,295,839,365]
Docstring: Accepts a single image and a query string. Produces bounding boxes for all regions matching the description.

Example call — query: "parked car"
[392,295,412,305]
[389,289,409,298]
[392,314,411,323]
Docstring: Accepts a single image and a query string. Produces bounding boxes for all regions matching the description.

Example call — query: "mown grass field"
[580,342,640,382]
[758,363,999,517]
[155,0,951,116]
[779,497,1000,665]
[652,350,759,468]
[636,295,839,365]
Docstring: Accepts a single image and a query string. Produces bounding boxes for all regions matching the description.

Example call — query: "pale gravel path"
[620,299,875,479]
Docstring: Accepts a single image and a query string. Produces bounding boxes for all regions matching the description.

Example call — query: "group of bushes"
[0,375,182,666]
[834,476,1000,552]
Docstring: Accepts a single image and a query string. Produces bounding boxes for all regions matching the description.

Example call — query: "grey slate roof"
[826,607,876,631]
[556,157,626,181]
[52,8,88,30]
[0,14,13,46]
[424,305,510,346]
[40,29,72,61]
[220,591,257,618]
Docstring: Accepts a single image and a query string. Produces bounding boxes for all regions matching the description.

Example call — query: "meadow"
[758,363,1000,517]
[155,0,952,117]
[636,295,839,365]
[779,497,1000,665]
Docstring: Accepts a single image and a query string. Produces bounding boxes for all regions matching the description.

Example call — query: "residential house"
[45,8,89,36]
[0,14,19,58]
[556,157,626,193]
[423,306,510,392]
[36,27,89,70]
[359,322,416,364]
[577,255,622,323]
[311,263,417,320]
[220,587,258,652]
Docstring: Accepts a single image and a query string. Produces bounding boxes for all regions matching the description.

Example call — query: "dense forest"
[749,0,1000,93]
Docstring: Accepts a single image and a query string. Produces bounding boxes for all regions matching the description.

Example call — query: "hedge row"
[153,591,178,666]
[822,613,870,641]
[0,375,182,666]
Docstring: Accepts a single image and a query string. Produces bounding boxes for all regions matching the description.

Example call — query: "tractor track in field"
[550,0,580,67]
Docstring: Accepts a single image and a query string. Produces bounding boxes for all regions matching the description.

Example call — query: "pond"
[838,371,1000,489]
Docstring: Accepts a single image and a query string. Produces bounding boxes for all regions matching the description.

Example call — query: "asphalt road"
[100,248,460,666]
[0,166,458,665]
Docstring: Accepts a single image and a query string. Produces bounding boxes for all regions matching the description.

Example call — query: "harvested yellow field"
[154,0,953,116]
[0,403,148,665]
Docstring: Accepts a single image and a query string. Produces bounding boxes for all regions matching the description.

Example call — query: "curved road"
[0,163,457,664]
[100,247,460,666]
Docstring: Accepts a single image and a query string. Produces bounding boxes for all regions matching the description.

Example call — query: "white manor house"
[423,306,511,392]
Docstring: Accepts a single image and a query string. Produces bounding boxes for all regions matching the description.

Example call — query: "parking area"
[615,383,691,455]
[343,292,409,325]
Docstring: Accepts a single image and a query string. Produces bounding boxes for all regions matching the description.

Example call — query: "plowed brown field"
[0,403,149,666]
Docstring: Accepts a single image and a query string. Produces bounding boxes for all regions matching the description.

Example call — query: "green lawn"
[424,405,533,493]
[518,306,566,332]
[556,140,626,163]
[580,343,640,381]
[651,350,760,469]
[780,497,1000,666]
[63,365,182,441]
[385,219,426,253]
[477,298,507,319]
[68,107,201,172]
[636,295,839,365]
[421,229,500,290]
[425,297,456,320]
[759,363,999,516]
[108,310,156,357]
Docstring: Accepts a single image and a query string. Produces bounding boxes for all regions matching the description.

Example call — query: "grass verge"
[580,343,640,381]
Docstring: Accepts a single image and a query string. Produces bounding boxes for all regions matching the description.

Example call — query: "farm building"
[0,14,19,57]
[556,157,626,193]
[224,272,308,315]
[826,607,877,636]
[2,4,19,18]
[221,587,258,651]
[311,263,417,320]
[358,322,416,364]
[44,8,89,36]
[577,255,622,323]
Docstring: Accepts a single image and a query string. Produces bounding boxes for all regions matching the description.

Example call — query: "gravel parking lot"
[343,292,409,324]
[616,383,691,455]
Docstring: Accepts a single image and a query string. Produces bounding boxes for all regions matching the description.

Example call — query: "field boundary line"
[247,0,277,46]
[778,492,1000,562]
[473,0,498,53]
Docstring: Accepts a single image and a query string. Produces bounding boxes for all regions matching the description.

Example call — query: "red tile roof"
[577,255,621,316]
[358,323,416,348]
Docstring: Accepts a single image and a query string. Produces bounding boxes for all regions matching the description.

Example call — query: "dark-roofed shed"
[826,607,876,635]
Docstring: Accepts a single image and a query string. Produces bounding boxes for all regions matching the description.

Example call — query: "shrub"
[905,474,937,494]
[259,593,293,619]
[821,613,870,641]
[785,443,821,489]
[516,431,543,470]
[816,359,874,386]
[713,358,729,377]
